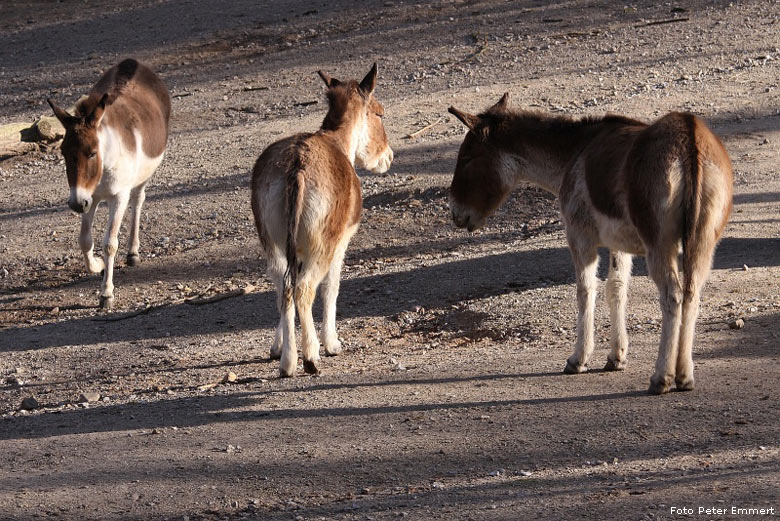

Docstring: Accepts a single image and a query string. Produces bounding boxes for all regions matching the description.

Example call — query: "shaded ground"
[1,1,779,520]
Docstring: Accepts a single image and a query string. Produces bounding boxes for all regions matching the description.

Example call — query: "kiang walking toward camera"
[448,93,732,394]
[251,63,393,377]
[48,58,171,309]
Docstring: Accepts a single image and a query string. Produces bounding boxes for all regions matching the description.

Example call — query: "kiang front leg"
[99,194,130,309]
[605,251,632,370]
[79,203,104,275]
[126,184,147,266]
[564,241,599,374]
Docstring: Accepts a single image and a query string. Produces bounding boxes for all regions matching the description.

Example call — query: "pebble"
[20,396,39,410]
[728,318,745,330]
[78,392,101,403]
[222,371,238,384]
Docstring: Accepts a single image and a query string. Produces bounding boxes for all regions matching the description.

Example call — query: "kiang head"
[48,94,108,214]
[317,63,393,173]
[447,93,515,232]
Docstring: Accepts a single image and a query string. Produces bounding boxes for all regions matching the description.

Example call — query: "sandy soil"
[1,1,779,520]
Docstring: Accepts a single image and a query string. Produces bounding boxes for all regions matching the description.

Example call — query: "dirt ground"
[1,1,779,520]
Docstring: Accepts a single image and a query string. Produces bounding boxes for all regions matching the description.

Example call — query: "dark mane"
[76,58,140,117]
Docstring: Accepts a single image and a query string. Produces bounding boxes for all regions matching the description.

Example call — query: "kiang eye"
[89,151,97,159]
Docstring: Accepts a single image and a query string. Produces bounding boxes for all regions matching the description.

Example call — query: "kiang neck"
[494,114,595,197]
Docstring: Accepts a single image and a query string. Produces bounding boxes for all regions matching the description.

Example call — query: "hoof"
[269,348,282,360]
[675,377,695,392]
[648,375,672,395]
[126,253,140,267]
[604,358,626,371]
[99,295,114,310]
[324,340,343,356]
[563,360,586,374]
[279,367,296,378]
[303,359,321,375]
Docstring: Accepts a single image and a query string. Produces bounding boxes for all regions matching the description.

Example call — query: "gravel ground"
[1,1,779,520]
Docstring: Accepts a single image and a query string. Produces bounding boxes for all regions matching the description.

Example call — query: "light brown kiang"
[48,58,170,309]
[252,63,393,377]
[448,94,732,394]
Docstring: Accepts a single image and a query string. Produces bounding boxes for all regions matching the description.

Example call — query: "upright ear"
[317,70,340,88]
[448,106,480,132]
[359,63,378,94]
[491,92,510,111]
[47,98,78,127]
[85,93,108,128]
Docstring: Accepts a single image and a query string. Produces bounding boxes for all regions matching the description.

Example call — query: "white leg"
[99,195,130,309]
[268,253,298,376]
[676,258,712,391]
[296,274,322,375]
[279,281,297,377]
[126,184,146,266]
[79,203,104,275]
[269,269,284,360]
[320,250,345,356]
[647,251,683,395]
[564,243,599,374]
[605,251,632,370]
[676,291,700,391]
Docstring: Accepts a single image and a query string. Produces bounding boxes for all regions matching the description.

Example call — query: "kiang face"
[449,131,510,232]
[60,125,102,212]
[319,64,394,175]
[48,95,107,214]
[447,94,514,232]
[357,95,392,174]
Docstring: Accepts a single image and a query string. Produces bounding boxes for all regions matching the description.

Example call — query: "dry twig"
[405,118,443,140]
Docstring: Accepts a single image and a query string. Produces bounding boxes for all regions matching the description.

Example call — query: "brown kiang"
[251,63,393,377]
[448,93,733,394]
[48,59,171,309]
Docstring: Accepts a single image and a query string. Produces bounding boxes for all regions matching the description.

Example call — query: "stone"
[729,318,745,330]
[222,371,238,384]
[78,392,101,403]
[20,396,39,410]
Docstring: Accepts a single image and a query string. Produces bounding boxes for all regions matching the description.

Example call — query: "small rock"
[0,267,8,278]
[432,481,444,489]
[488,469,504,477]
[519,470,533,476]
[78,392,101,403]
[728,318,745,330]
[6,375,23,388]
[20,396,39,410]
[742,264,749,271]
[222,371,238,384]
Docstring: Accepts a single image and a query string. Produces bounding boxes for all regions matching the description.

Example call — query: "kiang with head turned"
[448,93,733,394]
[48,58,171,309]
[251,63,393,377]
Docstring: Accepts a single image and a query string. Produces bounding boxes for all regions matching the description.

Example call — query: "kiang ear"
[359,63,378,95]
[448,106,481,132]
[85,93,109,128]
[492,92,510,111]
[317,70,340,88]
[47,98,78,128]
